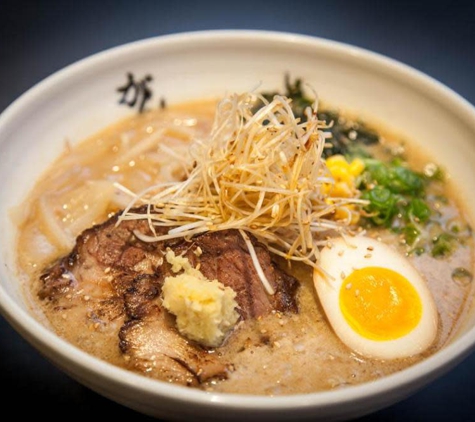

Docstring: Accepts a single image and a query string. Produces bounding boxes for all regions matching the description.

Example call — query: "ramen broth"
[17,99,474,394]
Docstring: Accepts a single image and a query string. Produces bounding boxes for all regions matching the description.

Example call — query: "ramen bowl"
[0,31,475,421]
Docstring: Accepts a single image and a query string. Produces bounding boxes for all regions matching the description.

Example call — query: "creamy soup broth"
[17,100,474,394]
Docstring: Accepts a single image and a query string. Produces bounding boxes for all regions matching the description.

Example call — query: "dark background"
[1,1,475,420]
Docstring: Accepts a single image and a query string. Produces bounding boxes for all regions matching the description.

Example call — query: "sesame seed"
[194,246,203,256]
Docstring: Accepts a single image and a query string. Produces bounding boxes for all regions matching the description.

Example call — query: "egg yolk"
[339,267,422,341]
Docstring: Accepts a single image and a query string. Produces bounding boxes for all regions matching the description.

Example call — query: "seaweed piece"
[259,75,379,158]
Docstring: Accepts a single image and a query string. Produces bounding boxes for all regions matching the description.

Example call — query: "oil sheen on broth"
[17,99,474,395]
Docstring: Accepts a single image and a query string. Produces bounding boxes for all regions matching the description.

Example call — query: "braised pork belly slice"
[39,207,299,386]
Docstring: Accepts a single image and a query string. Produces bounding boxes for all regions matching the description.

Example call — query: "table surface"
[1,1,475,420]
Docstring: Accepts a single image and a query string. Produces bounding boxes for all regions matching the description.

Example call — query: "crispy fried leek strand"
[120,93,365,294]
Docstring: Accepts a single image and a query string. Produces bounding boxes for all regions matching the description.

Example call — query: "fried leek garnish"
[119,92,366,293]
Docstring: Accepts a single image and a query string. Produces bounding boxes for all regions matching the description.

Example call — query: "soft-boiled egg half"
[314,236,438,360]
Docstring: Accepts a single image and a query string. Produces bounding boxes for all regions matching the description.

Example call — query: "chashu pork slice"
[39,207,299,386]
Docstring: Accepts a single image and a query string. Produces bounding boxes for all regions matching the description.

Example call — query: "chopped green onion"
[432,233,454,257]
[404,224,420,246]
[362,186,398,226]
[406,198,431,223]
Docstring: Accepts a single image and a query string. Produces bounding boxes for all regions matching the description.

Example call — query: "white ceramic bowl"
[1,30,475,421]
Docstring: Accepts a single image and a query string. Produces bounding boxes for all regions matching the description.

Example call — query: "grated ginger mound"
[162,250,240,347]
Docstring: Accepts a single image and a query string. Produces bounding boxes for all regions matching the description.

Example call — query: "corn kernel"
[349,158,365,176]
[333,182,352,198]
[326,155,348,168]
[324,155,364,224]
[334,206,360,224]
[321,183,332,195]
[351,212,360,224]
[330,166,353,184]
[334,207,350,221]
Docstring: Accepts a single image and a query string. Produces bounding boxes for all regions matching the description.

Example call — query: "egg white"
[313,236,438,360]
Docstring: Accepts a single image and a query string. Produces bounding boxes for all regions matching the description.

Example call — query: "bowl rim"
[1,29,475,411]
